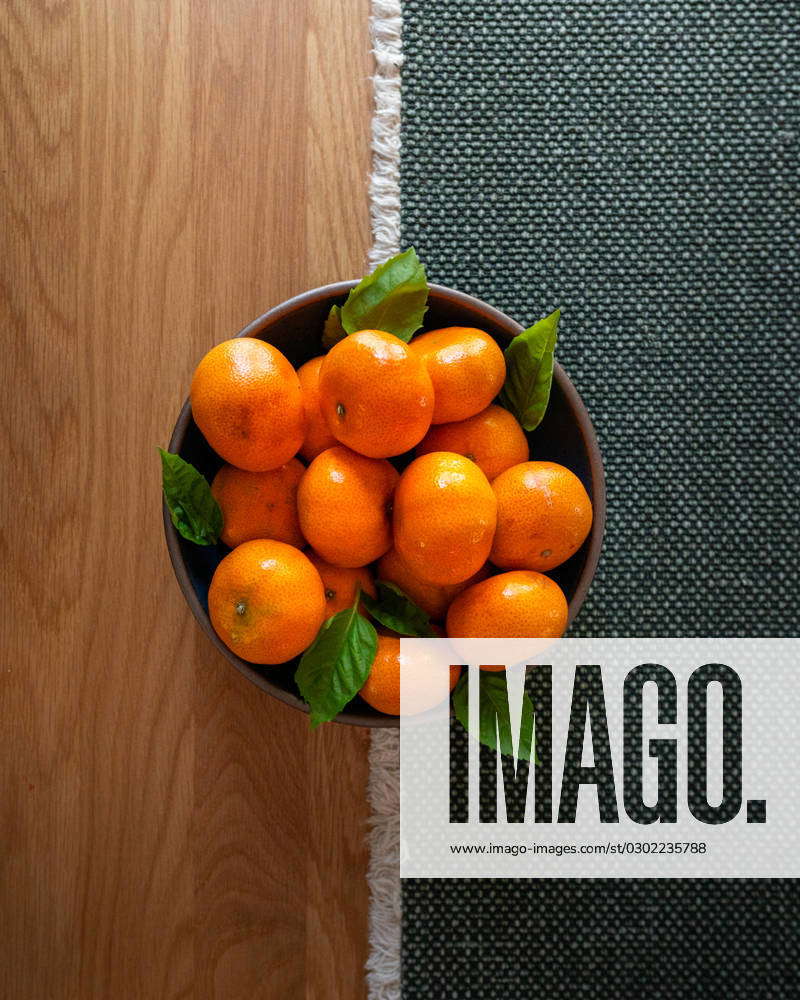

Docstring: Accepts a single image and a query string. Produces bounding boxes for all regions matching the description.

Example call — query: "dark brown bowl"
[163,281,606,727]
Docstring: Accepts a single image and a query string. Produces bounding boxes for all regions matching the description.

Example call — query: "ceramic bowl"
[163,281,606,726]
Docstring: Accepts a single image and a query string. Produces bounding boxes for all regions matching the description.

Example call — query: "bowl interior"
[165,282,605,726]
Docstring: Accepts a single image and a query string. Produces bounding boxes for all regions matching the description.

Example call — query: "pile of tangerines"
[190,325,592,716]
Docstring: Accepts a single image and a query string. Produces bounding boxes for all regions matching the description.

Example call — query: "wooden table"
[1,1,373,995]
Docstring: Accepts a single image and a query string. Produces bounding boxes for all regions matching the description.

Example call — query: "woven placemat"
[399,1,799,996]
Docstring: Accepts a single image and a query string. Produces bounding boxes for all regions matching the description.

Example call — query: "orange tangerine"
[191,338,305,471]
[490,461,593,572]
[318,330,434,458]
[297,446,398,568]
[359,635,461,716]
[208,539,325,664]
[446,570,568,640]
[415,404,529,481]
[307,553,377,619]
[211,459,304,549]
[393,452,497,586]
[409,327,505,424]
[297,356,338,462]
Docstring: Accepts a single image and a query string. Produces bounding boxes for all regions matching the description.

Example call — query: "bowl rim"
[163,280,606,727]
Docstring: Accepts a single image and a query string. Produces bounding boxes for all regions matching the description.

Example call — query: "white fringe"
[366,729,401,999]
[368,0,403,269]
[366,4,403,997]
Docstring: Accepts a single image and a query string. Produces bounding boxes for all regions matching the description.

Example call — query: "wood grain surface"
[0,1,374,997]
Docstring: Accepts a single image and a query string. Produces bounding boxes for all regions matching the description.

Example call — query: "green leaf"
[452,670,536,762]
[498,308,560,431]
[159,448,223,546]
[339,248,428,342]
[322,303,347,349]
[295,588,378,728]
[364,581,437,637]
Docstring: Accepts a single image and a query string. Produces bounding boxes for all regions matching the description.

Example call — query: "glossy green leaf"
[159,448,222,546]
[322,303,347,349]
[339,248,428,342]
[452,670,535,761]
[295,589,378,727]
[498,308,560,431]
[364,581,437,637]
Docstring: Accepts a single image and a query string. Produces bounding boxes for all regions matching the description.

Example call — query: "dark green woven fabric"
[399,1,799,996]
